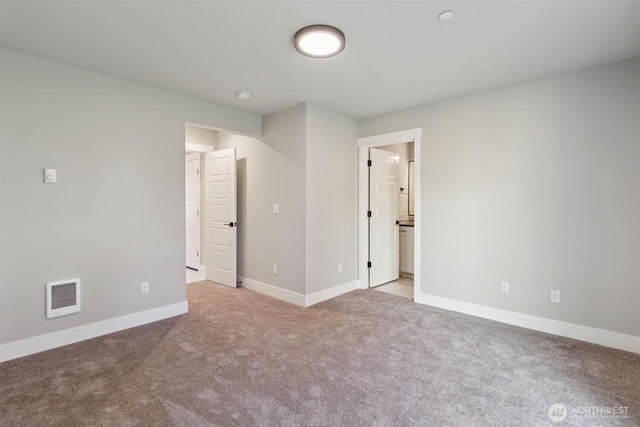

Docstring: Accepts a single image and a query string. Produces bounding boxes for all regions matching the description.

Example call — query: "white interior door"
[185,153,201,270]
[369,147,400,287]
[204,148,237,287]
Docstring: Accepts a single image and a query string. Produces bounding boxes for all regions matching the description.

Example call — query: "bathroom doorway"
[371,141,415,299]
[358,128,422,303]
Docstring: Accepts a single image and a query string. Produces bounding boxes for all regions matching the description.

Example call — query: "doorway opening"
[185,125,214,283]
[185,152,201,272]
[185,124,238,288]
[358,128,422,303]
[370,141,415,299]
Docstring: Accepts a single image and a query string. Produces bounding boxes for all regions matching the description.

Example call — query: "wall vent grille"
[46,279,81,318]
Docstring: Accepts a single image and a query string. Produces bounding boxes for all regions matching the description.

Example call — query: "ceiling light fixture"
[236,90,251,100]
[438,11,454,21]
[294,24,345,58]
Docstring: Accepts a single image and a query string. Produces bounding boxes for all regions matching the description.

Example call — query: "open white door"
[185,153,201,270]
[369,147,400,287]
[204,148,237,287]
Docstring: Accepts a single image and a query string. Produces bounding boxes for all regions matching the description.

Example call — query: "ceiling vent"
[46,279,81,318]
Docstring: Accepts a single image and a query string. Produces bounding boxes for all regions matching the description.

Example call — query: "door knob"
[223,222,237,227]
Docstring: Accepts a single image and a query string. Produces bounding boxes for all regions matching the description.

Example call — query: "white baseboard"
[420,293,639,354]
[305,280,359,307]
[239,277,306,306]
[0,301,189,363]
[238,277,359,308]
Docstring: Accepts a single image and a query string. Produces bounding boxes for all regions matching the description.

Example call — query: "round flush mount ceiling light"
[236,90,252,100]
[438,11,454,21]
[294,25,345,58]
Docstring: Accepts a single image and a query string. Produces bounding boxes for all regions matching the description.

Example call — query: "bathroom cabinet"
[399,225,414,276]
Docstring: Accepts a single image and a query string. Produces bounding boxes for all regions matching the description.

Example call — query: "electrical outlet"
[500,281,509,294]
[141,282,149,295]
[272,264,278,275]
[44,168,57,183]
[338,263,343,273]
[550,290,560,303]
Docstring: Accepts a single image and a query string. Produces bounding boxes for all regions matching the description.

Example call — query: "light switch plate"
[44,168,57,183]
[273,204,280,215]
[500,281,509,294]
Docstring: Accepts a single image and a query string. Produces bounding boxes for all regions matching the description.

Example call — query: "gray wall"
[0,49,261,344]
[216,105,307,294]
[305,104,359,294]
[360,58,640,337]
[215,103,359,297]
[185,126,217,148]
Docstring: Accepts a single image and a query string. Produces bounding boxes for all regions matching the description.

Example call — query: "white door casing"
[369,147,400,287]
[204,148,237,287]
[358,128,422,302]
[185,153,201,270]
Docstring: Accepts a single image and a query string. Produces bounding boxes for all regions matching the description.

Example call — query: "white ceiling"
[1,1,639,120]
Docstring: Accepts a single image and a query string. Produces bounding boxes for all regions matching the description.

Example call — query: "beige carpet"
[1,281,639,426]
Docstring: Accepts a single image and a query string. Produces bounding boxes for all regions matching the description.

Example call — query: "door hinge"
[367,211,372,217]
[197,168,200,175]
[367,160,372,167]
[367,261,372,268]
[197,250,199,257]
[197,209,199,216]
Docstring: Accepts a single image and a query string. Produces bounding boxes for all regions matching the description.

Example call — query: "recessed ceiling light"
[236,90,251,100]
[294,24,345,58]
[438,11,454,21]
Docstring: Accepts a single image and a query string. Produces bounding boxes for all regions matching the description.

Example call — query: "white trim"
[239,277,306,306]
[358,147,369,290]
[412,135,421,304]
[420,293,640,354]
[357,128,423,300]
[185,142,214,153]
[358,128,422,148]
[200,264,206,272]
[185,122,260,139]
[185,153,201,270]
[185,152,201,162]
[305,280,360,307]
[238,277,359,308]
[0,301,189,363]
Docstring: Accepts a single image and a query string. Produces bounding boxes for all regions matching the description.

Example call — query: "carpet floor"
[1,282,639,426]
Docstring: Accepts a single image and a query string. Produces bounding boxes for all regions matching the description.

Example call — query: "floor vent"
[46,279,81,318]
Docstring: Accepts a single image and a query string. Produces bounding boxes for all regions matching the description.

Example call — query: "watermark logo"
[548,404,630,423]
[548,403,568,422]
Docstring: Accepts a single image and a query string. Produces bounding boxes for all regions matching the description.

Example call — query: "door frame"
[358,128,422,303]
[185,140,214,272]
[185,152,202,270]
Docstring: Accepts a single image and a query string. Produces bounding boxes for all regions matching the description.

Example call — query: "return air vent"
[46,279,81,318]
